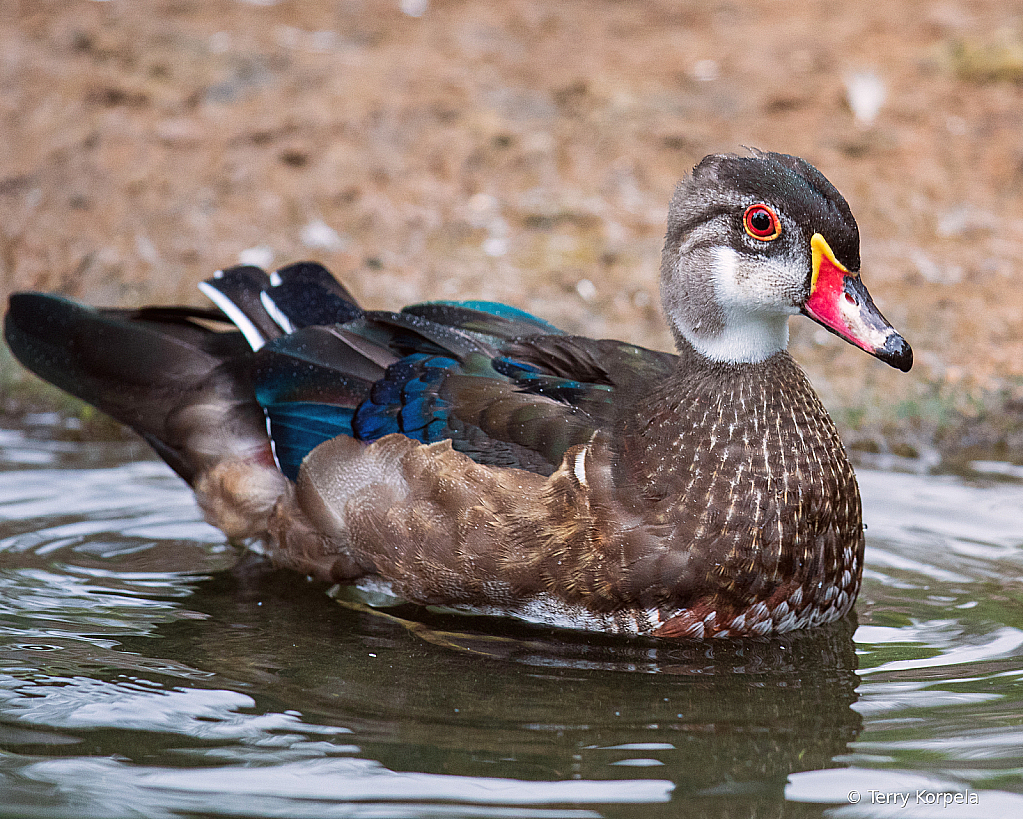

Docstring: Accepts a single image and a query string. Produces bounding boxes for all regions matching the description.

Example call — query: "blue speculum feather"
[493,356,612,403]
[354,354,458,443]
[492,357,541,375]
[263,402,357,480]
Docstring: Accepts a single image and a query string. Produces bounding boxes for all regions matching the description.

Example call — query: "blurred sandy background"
[3,0,1023,461]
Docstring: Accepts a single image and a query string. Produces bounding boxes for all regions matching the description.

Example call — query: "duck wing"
[254,307,605,479]
[249,273,677,478]
[6,263,678,486]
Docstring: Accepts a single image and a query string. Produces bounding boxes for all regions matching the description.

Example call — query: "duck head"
[660,150,912,372]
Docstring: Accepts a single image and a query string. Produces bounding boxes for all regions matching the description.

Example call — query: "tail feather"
[197,261,365,352]
[4,293,271,487]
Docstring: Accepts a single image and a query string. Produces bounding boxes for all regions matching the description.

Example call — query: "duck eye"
[743,204,781,241]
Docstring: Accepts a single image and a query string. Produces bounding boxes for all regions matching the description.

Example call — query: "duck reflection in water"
[145,556,864,811]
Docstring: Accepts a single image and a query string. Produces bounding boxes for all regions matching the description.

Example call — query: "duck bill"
[802,233,913,372]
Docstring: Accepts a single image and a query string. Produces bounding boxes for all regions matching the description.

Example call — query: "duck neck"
[677,311,791,366]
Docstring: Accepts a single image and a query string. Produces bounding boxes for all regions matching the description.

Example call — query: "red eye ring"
[743,204,781,241]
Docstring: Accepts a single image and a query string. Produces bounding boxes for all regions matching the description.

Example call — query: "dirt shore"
[3,0,1023,465]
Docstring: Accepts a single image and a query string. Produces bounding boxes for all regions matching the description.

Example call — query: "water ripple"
[15,756,670,819]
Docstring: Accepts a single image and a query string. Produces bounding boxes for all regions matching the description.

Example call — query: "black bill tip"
[880,333,913,372]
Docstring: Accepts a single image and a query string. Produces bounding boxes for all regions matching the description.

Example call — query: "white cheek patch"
[717,247,803,311]
[679,247,796,365]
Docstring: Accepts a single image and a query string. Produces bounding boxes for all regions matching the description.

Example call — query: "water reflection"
[0,557,864,816]
[141,562,864,793]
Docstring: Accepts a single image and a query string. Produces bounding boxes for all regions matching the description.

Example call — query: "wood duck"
[4,151,912,638]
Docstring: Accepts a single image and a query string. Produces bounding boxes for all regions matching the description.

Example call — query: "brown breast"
[507,349,864,637]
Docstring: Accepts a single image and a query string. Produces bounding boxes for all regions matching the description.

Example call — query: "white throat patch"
[684,246,794,365]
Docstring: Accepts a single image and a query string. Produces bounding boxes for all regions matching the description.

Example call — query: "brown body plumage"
[252,346,861,638]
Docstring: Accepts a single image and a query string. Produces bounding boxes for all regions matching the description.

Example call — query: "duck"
[4,150,912,639]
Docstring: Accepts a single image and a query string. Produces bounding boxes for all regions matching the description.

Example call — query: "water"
[1,422,1022,818]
